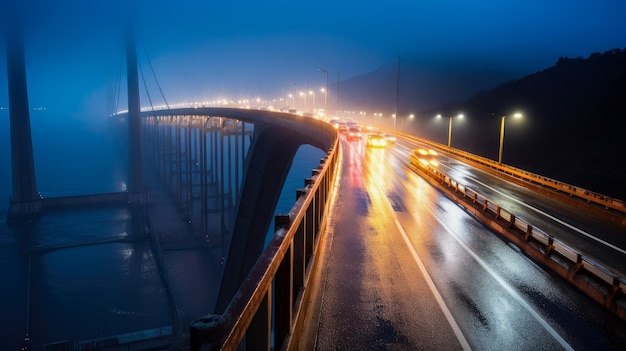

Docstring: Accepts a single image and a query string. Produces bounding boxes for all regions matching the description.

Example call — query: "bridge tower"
[5,20,41,218]
[125,26,144,194]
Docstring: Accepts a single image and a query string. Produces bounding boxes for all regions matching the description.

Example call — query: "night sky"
[1,0,625,117]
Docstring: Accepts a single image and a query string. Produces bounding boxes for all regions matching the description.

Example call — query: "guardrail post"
[608,278,621,301]
[573,254,584,274]
[275,241,294,350]
[275,214,291,231]
[190,315,225,351]
[508,214,515,228]
[545,236,554,255]
[248,290,272,350]
[524,225,533,241]
[296,189,306,200]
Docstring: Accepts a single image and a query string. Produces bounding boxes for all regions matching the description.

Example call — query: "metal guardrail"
[411,161,626,320]
[394,130,626,216]
[189,136,341,350]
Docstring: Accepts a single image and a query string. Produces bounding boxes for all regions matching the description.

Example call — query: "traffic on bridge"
[300,122,626,350]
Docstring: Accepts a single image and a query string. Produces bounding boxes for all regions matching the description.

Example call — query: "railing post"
[190,315,225,351]
[247,290,272,351]
[274,241,293,350]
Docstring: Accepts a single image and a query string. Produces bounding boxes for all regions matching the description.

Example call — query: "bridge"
[3,26,626,351]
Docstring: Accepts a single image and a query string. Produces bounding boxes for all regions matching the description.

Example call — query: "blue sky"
[1,0,625,115]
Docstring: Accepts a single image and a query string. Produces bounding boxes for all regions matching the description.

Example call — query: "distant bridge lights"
[498,112,523,164]
[436,113,464,147]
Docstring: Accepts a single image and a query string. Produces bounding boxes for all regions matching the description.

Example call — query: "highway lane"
[391,138,626,276]
[312,139,468,350]
[309,134,626,350]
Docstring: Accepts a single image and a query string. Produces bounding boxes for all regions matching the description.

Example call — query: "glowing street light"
[309,90,315,110]
[498,112,523,164]
[401,113,415,129]
[299,91,305,110]
[437,113,464,147]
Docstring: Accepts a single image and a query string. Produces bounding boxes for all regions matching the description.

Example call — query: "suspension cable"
[138,59,156,113]
[114,49,123,115]
[145,52,170,110]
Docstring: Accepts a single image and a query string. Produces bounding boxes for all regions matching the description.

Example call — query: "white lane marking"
[357,145,472,351]
[393,217,473,351]
[439,162,626,256]
[421,202,575,351]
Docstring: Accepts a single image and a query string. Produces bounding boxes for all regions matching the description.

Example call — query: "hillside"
[410,48,626,200]
[336,59,521,114]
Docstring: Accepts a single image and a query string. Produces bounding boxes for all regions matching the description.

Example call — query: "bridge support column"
[215,123,302,313]
[6,21,41,220]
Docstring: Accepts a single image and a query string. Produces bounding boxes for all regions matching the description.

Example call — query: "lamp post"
[402,113,414,129]
[309,90,315,111]
[290,83,298,109]
[336,71,340,116]
[393,56,400,130]
[318,68,328,113]
[498,113,522,164]
[437,113,463,147]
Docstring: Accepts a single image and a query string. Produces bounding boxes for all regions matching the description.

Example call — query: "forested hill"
[430,48,626,200]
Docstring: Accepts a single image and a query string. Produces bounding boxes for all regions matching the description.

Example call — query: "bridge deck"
[299,140,466,350]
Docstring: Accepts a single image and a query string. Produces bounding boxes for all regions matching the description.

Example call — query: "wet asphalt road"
[302,136,626,350]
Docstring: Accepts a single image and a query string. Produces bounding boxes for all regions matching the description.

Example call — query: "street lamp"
[437,113,464,147]
[318,68,328,113]
[309,90,315,111]
[401,113,414,129]
[498,112,522,164]
[299,91,306,110]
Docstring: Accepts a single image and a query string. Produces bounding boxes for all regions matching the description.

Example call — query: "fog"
[2,0,625,121]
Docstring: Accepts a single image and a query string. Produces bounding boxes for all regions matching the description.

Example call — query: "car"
[383,133,397,144]
[366,133,387,147]
[338,124,349,134]
[409,148,439,168]
[328,119,342,128]
[347,126,362,141]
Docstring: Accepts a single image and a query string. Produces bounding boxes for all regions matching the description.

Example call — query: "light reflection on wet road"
[311,135,626,350]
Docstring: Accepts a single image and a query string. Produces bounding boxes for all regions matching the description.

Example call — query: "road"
[303,134,626,350]
[401,139,626,276]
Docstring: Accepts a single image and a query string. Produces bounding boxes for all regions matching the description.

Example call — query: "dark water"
[0,110,324,349]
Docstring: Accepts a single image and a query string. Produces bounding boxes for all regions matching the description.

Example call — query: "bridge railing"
[411,161,626,320]
[190,135,341,350]
[392,130,626,217]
